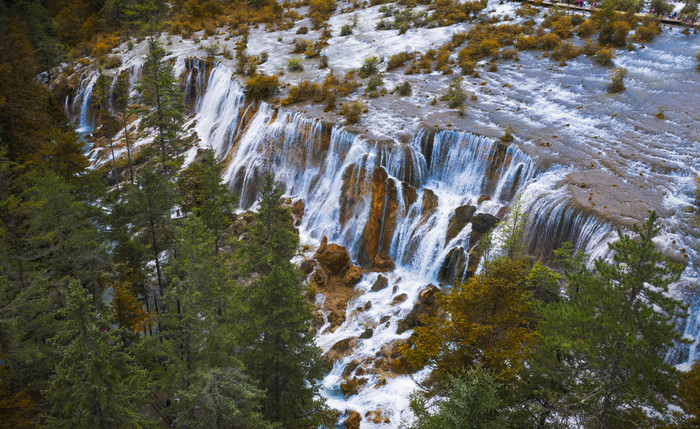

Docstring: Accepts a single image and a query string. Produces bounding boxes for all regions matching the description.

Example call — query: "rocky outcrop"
[421,189,438,217]
[343,265,362,284]
[470,212,499,244]
[310,237,365,332]
[325,337,359,363]
[233,212,255,235]
[358,167,399,267]
[446,204,476,243]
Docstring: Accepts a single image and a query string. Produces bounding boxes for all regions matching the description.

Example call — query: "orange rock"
[344,410,361,429]
[343,265,362,284]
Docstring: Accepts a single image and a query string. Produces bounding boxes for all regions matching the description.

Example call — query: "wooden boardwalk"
[524,0,700,30]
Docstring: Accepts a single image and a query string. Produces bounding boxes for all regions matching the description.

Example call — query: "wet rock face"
[371,275,389,292]
[469,212,500,248]
[445,204,476,243]
[343,265,362,284]
[291,198,304,226]
[438,247,468,284]
[421,189,439,218]
[358,167,399,267]
[300,258,316,274]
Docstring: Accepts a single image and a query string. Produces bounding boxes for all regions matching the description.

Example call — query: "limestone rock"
[402,182,418,207]
[438,247,467,284]
[469,213,500,248]
[391,293,408,305]
[325,337,358,363]
[344,410,361,429]
[397,285,440,334]
[313,266,329,285]
[340,376,367,396]
[421,189,438,217]
[360,328,374,339]
[358,167,399,266]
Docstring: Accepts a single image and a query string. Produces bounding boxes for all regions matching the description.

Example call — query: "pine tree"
[112,70,135,184]
[529,212,687,428]
[409,366,508,429]
[158,216,269,427]
[138,39,185,176]
[240,173,330,427]
[44,280,149,428]
[125,167,174,309]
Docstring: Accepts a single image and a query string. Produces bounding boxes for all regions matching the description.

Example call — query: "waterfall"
[74,72,97,134]
[65,57,700,427]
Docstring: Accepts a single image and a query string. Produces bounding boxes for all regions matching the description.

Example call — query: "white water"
[62,5,699,424]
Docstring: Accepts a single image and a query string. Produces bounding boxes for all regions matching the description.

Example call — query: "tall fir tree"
[125,167,174,309]
[44,280,149,429]
[160,217,270,428]
[240,173,330,427]
[138,39,185,176]
[112,70,135,183]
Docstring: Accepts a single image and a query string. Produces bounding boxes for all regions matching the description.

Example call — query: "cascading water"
[67,51,699,426]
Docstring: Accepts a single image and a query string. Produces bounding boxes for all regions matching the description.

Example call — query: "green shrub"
[341,101,365,123]
[288,57,303,71]
[244,74,280,99]
[632,20,661,43]
[366,75,383,91]
[607,67,627,93]
[359,56,380,78]
[441,81,467,108]
[341,24,353,36]
[296,26,309,34]
[395,81,412,96]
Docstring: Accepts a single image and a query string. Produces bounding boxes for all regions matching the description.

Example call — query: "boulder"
[300,258,316,275]
[469,213,500,247]
[471,212,499,234]
[418,284,440,306]
[325,337,358,363]
[371,275,389,292]
[342,359,362,378]
[340,376,367,396]
[360,328,374,339]
[477,194,491,205]
[372,251,395,272]
[315,238,351,274]
[445,204,476,243]
[343,265,362,285]
[391,293,408,305]
[344,410,361,429]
